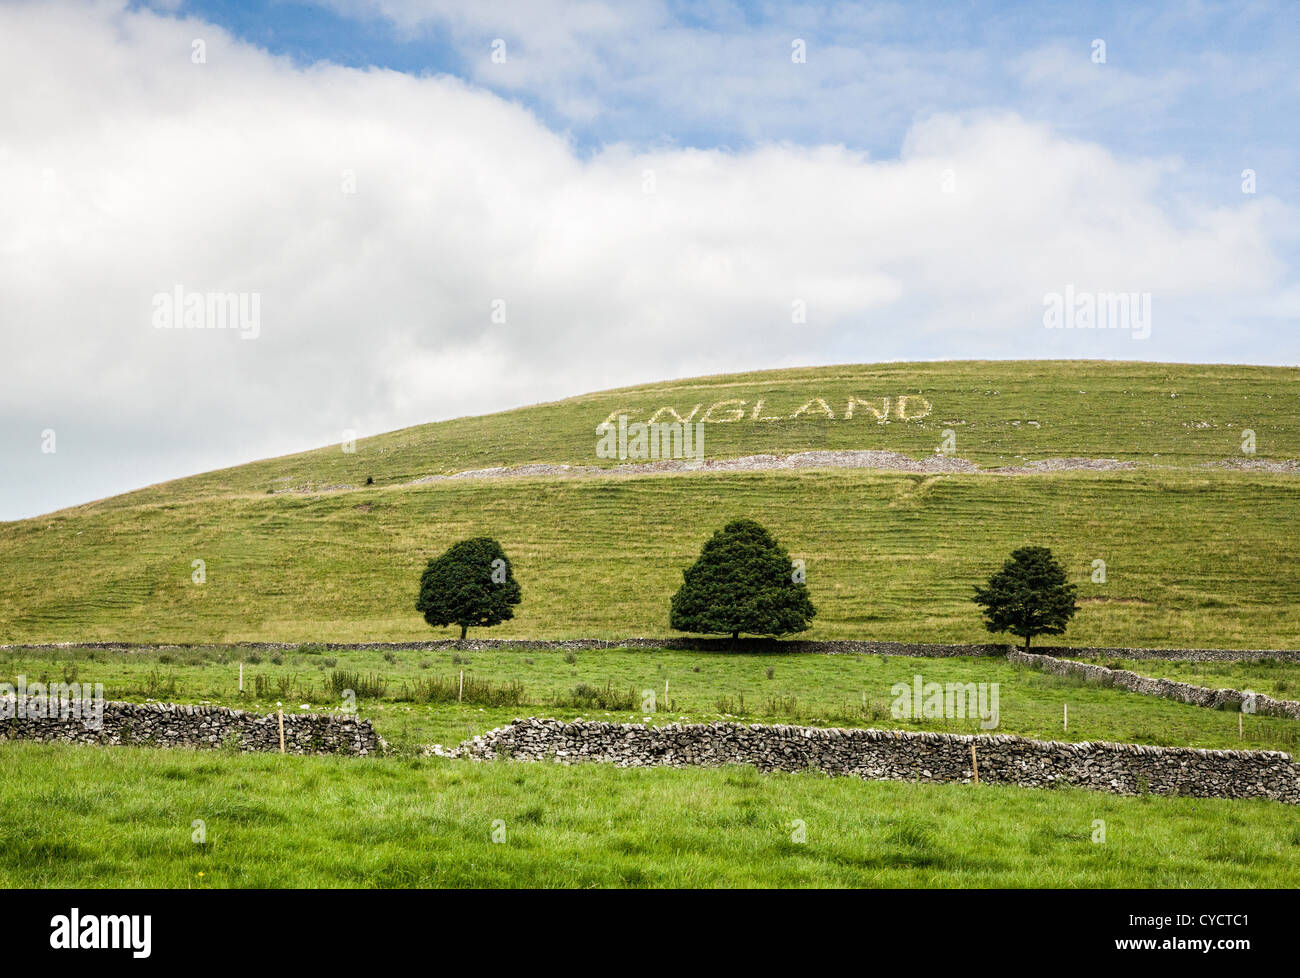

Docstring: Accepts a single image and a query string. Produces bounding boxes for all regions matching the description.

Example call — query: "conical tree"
[670,519,815,639]
[972,546,1078,650]
[416,537,522,640]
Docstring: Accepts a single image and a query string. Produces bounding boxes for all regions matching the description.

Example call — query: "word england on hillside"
[601,395,933,426]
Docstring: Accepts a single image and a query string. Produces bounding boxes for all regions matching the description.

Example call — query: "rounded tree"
[972,546,1078,650]
[670,519,816,640]
[416,537,522,640]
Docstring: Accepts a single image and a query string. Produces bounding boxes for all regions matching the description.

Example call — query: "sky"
[1,0,1297,520]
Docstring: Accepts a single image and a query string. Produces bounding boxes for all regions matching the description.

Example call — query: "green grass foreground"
[2,741,1297,888]
[6,645,1298,753]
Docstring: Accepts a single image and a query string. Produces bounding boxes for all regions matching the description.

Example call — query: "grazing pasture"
[2,741,1297,888]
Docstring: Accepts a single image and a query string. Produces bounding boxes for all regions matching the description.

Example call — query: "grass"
[6,644,1298,753]
[2,468,1298,647]
[2,740,1297,887]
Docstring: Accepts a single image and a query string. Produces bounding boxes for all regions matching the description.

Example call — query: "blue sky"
[174,0,1300,202]
[2,0,1297,519]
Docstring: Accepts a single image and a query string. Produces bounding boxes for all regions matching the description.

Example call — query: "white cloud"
[0,0,1293,519]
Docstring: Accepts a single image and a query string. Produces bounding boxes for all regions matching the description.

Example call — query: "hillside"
[71,360,1300,511]
[2,360,1298,647]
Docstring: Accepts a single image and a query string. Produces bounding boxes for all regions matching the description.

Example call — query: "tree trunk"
[460,624,468,641]
[1023,634,1031,651]
[732,631,739,641]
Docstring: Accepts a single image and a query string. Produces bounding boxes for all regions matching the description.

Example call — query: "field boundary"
[1009,649,1300,719]
[5,638,1299,661]
[0,696,380,756]
[438,717,1300,804]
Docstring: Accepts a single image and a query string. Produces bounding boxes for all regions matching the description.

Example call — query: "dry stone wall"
[1031,645,1300,663]
[440,717,1300,804]
[0,697,380,756]
[8,639,1297,661]
[1010,650,1300,720]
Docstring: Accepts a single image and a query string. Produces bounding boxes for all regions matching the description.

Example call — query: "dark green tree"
[670,519,816,639]
[416,537,522,640]
[972,546,1078,650]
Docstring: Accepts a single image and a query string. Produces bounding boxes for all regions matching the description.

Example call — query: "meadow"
[2,740,1297,888]
[6,643,1297,753]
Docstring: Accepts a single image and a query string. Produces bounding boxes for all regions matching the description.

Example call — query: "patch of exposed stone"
[1009,649,1300,719]
[259,454,1299,494]
[429,717,1300,804]
[409,450,980,483]
[406,454,1299,484]
[1202,458,1300,474]
[989,457,1138,473]
[0,696,380,756]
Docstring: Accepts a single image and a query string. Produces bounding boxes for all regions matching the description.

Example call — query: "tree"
[416,537,522,640]
[972,546,1078,650]
[670,519,816,639]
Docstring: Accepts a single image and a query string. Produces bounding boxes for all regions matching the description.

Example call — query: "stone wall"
[439,717,1300,804]
[1031,645,1300,663]
[0,697,380,756]
[1009,649,1300,720]
[2,638,1007,657]
[8,639,1297,660]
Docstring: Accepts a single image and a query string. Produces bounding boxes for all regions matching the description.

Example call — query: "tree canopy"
[972,545,1077,649]
[670,519,816,639]
[416,537,522,640]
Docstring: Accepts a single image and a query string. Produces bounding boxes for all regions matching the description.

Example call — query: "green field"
[2,469,1297,647]
[2,740,1296,888]
[3,361,1296,649]
[6,644,1297,753]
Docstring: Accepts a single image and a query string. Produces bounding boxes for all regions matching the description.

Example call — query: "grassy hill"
[2,360,1298,647]
[80,359,1300,508]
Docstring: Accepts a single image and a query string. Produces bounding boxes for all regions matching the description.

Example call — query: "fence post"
[971,743,979,785]
[277,710,285,753]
